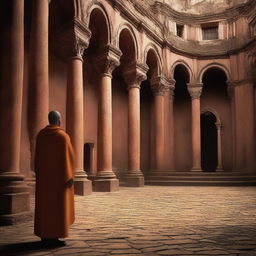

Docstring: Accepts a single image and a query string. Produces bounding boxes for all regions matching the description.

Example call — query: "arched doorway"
[173,64,192,171]
[201,111,217,172]
[201,66,232,171]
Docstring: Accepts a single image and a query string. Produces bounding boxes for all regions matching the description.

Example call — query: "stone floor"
[0,186,256,256]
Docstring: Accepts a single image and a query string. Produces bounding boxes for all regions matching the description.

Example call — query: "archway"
[173,64,192,171]
[83,7,110,178]
[140,48,159,172]
[201,111,217,172]
[201,66,232,171]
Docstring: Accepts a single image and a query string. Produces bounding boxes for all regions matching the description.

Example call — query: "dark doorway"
[84,143,91,173]
[201,112,217,172]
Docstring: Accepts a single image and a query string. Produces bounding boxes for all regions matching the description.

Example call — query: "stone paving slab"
[0,186,256,255]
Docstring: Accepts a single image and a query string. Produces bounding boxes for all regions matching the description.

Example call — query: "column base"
[74,179,92,196]
[216,168,224,172]
[0,172,32,226]
[0,210,32,226]
[126,176,144,187]
[125,170,144,187]
[25,177,36,195]
[93,178,119,192]
[74,170,92,196]
[191,167,202,172]
[93,171,119,192]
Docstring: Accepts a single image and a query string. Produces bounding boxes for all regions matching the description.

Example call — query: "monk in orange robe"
[34,110,75,245]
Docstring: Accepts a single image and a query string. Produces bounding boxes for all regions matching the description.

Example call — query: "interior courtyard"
[0,0,256,255]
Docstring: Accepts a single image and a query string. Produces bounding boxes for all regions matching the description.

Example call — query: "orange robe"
[34,125,75,238]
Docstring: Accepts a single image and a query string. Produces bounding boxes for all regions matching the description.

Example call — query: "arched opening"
[140,48,158,172]
[173,64,192,171]
[87,8,108,53]
[201,67,232,171]
[83,8,110,177]
[201,112,217,172]
[111,28,137,178]
[119,28,136,67]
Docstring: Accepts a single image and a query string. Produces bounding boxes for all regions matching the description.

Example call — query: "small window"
[176,24,184,38]
[202,23,219,40]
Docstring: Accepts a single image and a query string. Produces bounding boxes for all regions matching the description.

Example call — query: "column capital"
[55,18,91,59]
[150,75,174,96]
[187,83,203,99]
[215,122,222,130]
[123,62,148,89]
[95,44,122,77]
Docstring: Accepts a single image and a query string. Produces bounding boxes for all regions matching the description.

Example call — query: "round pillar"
[163,84,175,171]
[28,0,50,170]
[66,44,92,196]
[188,84,203,172]
[0,0,31,225]
[215,122,224,171]
[94,46,121,192]
[123,63,148,187]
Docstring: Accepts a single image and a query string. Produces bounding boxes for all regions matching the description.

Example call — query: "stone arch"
[171,60,193,83]
[144,43,162,76]
[198,63,230,83]
[201,107,221,124]
[86,2,112,44]
[116,23,139,61]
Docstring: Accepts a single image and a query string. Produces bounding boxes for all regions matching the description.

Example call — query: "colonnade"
[1,0,253,226]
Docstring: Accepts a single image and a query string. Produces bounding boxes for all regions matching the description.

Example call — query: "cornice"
[107,0,256,58]
[52,0,256,60]
[152,0,255,24]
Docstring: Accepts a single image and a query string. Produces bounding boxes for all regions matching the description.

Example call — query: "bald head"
[48,111,61,126]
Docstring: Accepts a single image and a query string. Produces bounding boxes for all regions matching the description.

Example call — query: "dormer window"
[176,24,184,38]
[202,23,219,40]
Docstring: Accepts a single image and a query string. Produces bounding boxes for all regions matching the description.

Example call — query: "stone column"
[215,122,224,171]
[0,0,31,225]
[187,83,203,171]
[123,63,148,187]
[66,26,92,195]
[55,19,93,195]
[28,0,50,169]
[94,45,121,192]
[150,76,167,171]
[163,80,175,171]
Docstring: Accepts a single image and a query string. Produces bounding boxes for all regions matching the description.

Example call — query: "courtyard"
[0,185,256,256]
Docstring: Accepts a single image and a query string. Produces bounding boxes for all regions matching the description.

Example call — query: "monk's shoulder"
[36,128,47,140]
[56,129,71,142]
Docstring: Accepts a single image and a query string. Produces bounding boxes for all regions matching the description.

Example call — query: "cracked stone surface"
[0,186,256,255]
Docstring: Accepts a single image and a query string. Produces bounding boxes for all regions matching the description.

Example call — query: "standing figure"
[34,110,75,245]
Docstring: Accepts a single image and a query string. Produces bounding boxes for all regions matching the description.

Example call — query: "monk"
[34,110,75,246]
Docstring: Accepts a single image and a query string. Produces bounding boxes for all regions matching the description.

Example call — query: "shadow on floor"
[0,241,65,255]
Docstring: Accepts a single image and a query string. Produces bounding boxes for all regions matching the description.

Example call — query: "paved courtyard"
[0,186,256,256]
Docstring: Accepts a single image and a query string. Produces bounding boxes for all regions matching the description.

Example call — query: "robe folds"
[34,125,75,238]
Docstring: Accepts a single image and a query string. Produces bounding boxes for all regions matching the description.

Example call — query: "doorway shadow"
[0,241,65,255]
